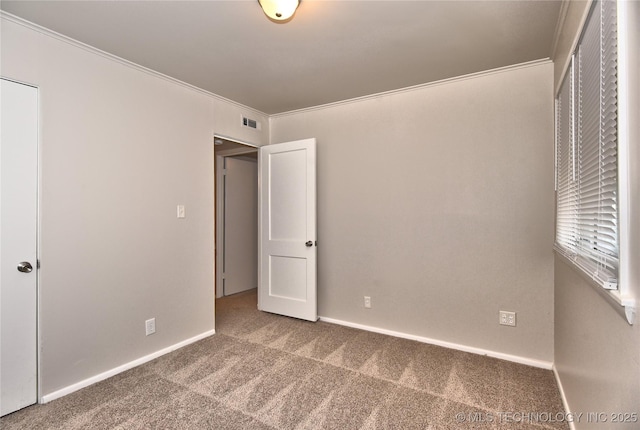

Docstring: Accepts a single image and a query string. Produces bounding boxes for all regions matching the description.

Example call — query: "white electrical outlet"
[145,318,156,336]
[177,205,185,219]
[499,311,516,327]
[364,296,371,309]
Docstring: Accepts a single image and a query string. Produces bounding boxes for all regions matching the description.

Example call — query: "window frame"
[554,0,635,324]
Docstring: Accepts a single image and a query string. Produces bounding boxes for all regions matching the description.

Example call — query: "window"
[555,0,619,289]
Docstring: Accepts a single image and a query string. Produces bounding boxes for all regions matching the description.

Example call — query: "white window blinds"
[555,0,618,289]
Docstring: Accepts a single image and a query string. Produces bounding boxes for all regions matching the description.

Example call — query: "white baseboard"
[553,365,577,430]
[40,329,216,404]
[319,316,553,370]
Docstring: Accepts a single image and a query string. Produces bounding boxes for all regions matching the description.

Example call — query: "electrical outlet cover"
[145,318,156,335]
[499,311,516,327]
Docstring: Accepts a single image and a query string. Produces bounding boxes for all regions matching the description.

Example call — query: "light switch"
[177,205,185,219]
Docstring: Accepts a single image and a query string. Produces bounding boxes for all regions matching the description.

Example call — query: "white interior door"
[223,156,258,296]
[259,138,317,321]
[1,79,38,416]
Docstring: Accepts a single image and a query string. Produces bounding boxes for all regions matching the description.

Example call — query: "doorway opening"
[214,136,259,306]
[214,136,318,323]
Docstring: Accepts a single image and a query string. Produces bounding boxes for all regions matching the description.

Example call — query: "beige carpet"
[1,289,568,429]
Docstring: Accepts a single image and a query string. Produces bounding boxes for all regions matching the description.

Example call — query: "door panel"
[1,79,38,416]
[259,138,317,321]
[223,157,258,296]
[269,149,307,241]
[270,255,307,300]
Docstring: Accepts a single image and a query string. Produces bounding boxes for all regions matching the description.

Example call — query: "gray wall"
[6,0,637,415]
[271,62,555,362]
[1,16,267,397]
[553,1,640,427]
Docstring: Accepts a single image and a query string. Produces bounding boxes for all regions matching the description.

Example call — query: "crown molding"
[0,11,269,118]
[270,58,553,118]
[1,11,553,122]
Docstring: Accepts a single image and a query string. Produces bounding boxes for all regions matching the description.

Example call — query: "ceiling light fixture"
[258,0,299,21]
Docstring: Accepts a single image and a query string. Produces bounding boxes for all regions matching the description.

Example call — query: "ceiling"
[1,0,563,114]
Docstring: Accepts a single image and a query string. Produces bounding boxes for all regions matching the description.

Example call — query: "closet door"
[1,79,38,416]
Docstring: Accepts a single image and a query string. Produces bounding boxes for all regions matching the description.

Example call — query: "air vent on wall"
[241,116,261,131]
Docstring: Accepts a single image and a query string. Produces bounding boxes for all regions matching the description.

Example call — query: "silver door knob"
[17,261,33,273]
[305,241,313,247]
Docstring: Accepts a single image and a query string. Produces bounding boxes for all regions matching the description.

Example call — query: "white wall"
[271,61,555,362]
[553,1,640,426]
[1,15,267,397]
